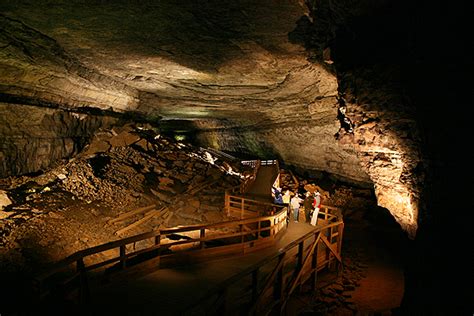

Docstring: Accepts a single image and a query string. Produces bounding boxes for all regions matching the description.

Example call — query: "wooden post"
[297,241,304,270]
[76,258,89,304]
[154,234,161,245]
[200,228,206,249]
[336,223,344,276]
[326,227,332,270]
[296,241,304,293]
[252,268,259,303]
[241,198,244,219]
[311,235,319,291]
[240,224,244,244]
[119,245,126,269]
[225,191,230,216]
[274,253,285,300]
[154,233,161,268]
[257,220,261,240]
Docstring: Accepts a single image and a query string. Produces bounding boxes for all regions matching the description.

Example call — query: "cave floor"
[285,201,407,315]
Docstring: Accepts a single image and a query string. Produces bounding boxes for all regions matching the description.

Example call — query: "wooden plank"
[108,204,156,225]
[320,236,342,263]
[115,207,165,236]
[161,211,174,227]
[249,252,286,314]
[285,233,321,298]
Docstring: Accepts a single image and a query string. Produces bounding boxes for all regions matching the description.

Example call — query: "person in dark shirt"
[303,191,314,223]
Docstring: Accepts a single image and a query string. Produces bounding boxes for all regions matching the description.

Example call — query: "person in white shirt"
[310,191,321,226]
[290,194,303,222]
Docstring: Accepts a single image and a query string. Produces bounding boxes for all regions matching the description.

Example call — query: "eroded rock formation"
[0,15,139,111]
[0,3,373,188]
[0,0,471,313]
[0,0,465,243]
[0,0,422,237]
[0,103,117,176]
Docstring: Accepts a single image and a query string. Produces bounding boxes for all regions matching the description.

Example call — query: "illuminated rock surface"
[0,1,470,313]
[0,1,420,234]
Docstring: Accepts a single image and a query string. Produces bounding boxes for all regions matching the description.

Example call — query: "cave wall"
[194,101,371,185]
[0,15,139,111]
[0,0,471,313]
[296,0,425,237]
[0,103,117,177]
[0,2,372,191]
[0,0,454,241]
[304,0,472,312]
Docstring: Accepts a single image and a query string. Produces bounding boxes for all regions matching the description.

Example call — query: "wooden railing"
[224,193,283,219]
[33,203,290,304]
[183,207,344,316]
[241,160,259,168]
[239,159,279,194]
[200,147,238,161]
[260,159,278,167]
[240,160,261,194]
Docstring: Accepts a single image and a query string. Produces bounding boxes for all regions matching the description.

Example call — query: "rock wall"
[0,15,139,111]
[300,0,472,312]
[0,1,421,237]
[194,106,371,185]
[0,103,117,177]
[297,0,425,237]
[337,71,423,238]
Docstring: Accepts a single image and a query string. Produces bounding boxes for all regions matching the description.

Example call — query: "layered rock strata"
[0,103,117,177]
[0,1,427,237]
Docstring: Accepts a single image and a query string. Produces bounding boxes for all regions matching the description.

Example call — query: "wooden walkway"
[246,164,279,202]
[33,160,343,315]
[87,222,326,316]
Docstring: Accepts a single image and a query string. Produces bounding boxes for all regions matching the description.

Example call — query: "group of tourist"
[272,187,322,226]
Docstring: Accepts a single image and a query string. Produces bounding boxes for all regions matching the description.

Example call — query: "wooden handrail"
[183,213,344,315]
[240,160,261,194]
[34,199,290,300]
[225,193,287,220]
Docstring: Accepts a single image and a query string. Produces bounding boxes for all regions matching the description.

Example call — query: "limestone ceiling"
[1,1,335,121]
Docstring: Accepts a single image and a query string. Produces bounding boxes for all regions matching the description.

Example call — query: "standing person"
[303,191,314,223]
[290,194,303,222]
[311,191,321,226]
[282,190,291,205]
[272,186,283,205]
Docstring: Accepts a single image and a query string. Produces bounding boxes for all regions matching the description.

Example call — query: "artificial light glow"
[375,184,418,238]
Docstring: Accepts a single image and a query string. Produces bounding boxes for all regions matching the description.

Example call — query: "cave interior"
[0,0,472,315]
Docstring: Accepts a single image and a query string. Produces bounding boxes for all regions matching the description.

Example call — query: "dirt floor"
[0,123,409,315]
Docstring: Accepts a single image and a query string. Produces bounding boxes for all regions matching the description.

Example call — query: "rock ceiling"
[2,1,328,118]
[0,1,424,237]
